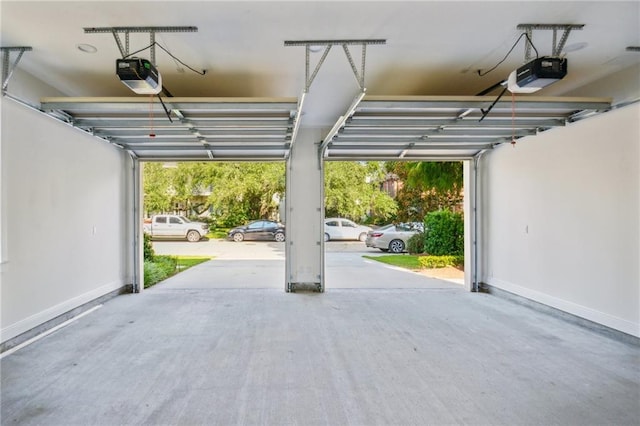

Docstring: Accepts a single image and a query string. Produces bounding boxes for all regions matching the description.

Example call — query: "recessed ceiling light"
[77,43,97,53]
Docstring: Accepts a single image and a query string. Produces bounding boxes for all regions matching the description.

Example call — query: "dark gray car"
[228,220,285,242]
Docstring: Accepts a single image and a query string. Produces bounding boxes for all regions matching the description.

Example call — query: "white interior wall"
[480,103,640,336]
[1,83,132,343]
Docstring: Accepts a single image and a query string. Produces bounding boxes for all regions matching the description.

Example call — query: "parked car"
[365,222,424,253]
[143,214,209,242]
[228,220,285,242]
[324,218,372,242]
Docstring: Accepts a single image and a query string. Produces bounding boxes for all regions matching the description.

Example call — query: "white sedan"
[324,218,372,242]
[365,222,424,253]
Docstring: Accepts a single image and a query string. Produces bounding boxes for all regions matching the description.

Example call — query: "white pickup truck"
[143,215,209,242]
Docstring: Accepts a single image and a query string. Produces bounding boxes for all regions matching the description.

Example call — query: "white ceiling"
[2,1,639,128]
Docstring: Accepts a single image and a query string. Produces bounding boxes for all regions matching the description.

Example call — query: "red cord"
[511,91,516,146]
[149,94,156,138]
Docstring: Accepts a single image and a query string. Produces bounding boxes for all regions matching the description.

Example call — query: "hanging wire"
[477,33,540,77]
[123,42,206,75]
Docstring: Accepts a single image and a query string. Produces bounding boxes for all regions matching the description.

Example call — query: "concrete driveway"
[152,239,462,290]
[152,238,378,258]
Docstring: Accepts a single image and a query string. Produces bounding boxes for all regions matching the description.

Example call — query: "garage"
[1,1,638,424]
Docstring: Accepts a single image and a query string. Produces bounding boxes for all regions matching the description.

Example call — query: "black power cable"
[123,42,206,75]
[477,33,539,77]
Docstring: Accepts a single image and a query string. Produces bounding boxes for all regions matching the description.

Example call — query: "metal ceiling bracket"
[1,46,32,92]
[517,24,584,60]
[320,90,366,159]
[84,26,198,63]
[342,43,366,90]
[305,45,332,92]
[285,39,385,92]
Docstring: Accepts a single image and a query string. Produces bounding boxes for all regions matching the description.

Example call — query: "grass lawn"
[363,254,465,282]
[176,256,213,269]
[363,255,423,270]
[145,255,212,288]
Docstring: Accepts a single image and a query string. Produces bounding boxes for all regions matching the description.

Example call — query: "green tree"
[406,162,463,194]
[324,162,397,223]
[386,161,463,221]
[205,162,285,226]
[143,162,173,214]
[143,161,396,227]
[172,163,214,215]
[143,162,286,226]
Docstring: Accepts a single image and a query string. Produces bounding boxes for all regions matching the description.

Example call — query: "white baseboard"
[486,278,640,337]
[1,280,124,343]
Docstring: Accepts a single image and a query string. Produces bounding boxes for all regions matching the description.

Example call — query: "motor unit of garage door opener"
[116,58,162,95]
[507,56,567,93]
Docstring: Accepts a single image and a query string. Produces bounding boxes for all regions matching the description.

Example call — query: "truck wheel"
[186,230,201,242]
[274,232,285,242]
[232,232,244,242]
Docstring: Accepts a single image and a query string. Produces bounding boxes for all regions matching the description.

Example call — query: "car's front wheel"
[186,230,201,242]
[232,232,244,242]
[274,232,285,242]
[358,232,367,242]
[389,239,405,253]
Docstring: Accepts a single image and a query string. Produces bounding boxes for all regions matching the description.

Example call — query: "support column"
[132,157,143,293]
[285,128,324,292]
[463,159,478,292]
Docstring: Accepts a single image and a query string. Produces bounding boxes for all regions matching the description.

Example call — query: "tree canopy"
[385,161,464,221]
[143,160,462,227]
[324,162,397,224]
[143,162,285,226]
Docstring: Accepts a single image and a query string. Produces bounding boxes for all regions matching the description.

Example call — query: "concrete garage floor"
[2,246,639,425]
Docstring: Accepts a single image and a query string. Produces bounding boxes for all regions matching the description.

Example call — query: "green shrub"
[144,262,164,288]
[407,232,425,254]
[217,210,250,228]
[143,255,178,288]
[424,210,464,256]
[155,255,178,272]
[143,232,155,261]
[418,255,464,269]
